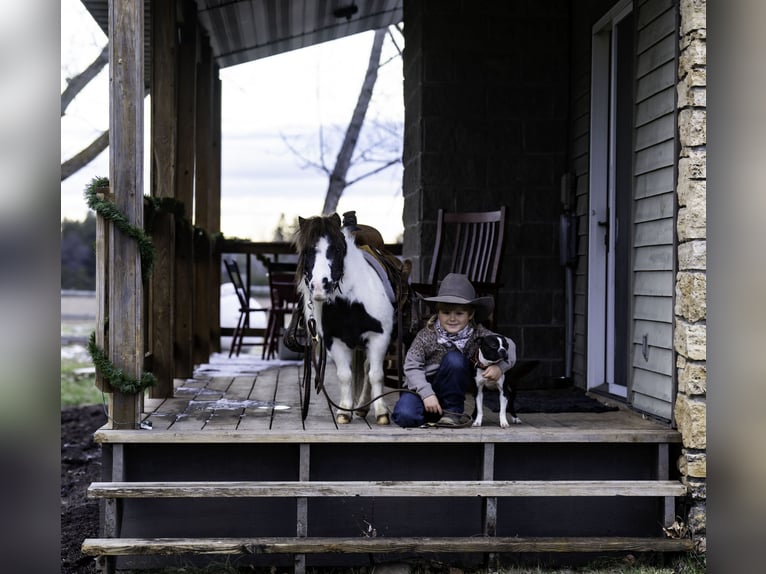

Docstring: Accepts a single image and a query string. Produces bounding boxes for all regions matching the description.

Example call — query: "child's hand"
[482,364,502,382]
[423,395,442,415]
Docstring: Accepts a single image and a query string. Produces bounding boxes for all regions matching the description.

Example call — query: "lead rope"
[302,320,471,428]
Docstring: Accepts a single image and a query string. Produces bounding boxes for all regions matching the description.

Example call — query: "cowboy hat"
[424,273,494,321]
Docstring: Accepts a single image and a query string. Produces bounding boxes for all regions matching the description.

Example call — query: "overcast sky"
[60,0,405,242]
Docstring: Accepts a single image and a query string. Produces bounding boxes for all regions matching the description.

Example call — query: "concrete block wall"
[402,0,571,385]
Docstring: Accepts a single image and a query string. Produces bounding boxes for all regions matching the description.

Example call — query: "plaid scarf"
[434,321,474,352]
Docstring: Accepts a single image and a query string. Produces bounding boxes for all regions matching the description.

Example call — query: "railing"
[218,239,403,346]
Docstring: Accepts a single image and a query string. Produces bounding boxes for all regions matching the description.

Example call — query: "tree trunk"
[321,28,387,215]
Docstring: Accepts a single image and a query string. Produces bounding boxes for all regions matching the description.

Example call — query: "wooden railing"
[218,239,402,344]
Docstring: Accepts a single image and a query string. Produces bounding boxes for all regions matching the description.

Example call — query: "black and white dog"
[472,335,521,428]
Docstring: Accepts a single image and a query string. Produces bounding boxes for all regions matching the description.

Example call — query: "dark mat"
[482,385,619,414]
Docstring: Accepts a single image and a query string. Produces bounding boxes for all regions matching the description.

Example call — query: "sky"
[60,0,405,242]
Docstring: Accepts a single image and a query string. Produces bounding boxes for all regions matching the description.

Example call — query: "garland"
[85,176,157,395]
[84,176,155,279]
[87,332,156,394]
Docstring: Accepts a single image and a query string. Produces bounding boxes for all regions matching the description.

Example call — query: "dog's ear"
[486,336,500,350]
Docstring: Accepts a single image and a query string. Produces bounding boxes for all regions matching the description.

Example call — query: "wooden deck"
[85,354,690,572]
[95,353,681,445]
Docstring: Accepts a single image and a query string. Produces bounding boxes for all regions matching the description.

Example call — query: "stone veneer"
[674,0,706,553]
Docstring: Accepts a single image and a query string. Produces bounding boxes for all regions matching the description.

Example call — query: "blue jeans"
[391,351,472,428]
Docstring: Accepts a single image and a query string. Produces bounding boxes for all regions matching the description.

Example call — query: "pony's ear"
[330,213,342,227]
[298,216,306,228]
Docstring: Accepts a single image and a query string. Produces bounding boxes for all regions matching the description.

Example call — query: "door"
[587,0,635,398]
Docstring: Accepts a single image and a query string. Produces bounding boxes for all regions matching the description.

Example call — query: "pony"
[294,213,396,425]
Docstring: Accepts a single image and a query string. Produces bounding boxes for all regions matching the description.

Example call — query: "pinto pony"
[294,213,398,425]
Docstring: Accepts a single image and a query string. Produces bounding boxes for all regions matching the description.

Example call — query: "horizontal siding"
[636,34,675,78]
[633,295,673,322]
[636,5,676,53]
[633,245,673,271]
[632,343,674,377]
[633,271,674,297]
[636,60,675,103]
[637,0,674,28]
[635,87,676,127]
[629,0,677,422]
[633,319,673,350]
[632,391,673,421]
[635,166,675,199]
[635,114,675,150]
[634,218,673,246]
[634,139,675,175]
[635,194,674,222]
[633,367,675,402]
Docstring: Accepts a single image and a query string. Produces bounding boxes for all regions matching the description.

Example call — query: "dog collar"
[471,349,491,371]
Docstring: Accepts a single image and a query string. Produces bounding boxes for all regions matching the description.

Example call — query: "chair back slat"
[428,207,506,287]
[224,259,250,310]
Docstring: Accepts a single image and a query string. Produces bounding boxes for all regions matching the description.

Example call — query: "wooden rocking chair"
[411,206,507,328]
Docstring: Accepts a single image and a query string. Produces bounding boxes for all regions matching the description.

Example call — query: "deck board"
[95,354,681,445]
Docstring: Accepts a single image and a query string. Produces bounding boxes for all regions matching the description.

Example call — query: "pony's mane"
[293,214,347,282]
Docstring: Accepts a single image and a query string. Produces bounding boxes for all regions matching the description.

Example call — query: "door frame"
[587,0,633,398]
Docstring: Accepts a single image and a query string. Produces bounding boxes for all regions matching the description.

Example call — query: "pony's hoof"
[336,413,352,424]
[376,414,390,425]
[355,409,369,419]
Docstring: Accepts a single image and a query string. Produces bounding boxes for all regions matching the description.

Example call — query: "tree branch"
[61,130,109,181]
[61,44,109,117]
[345,158,401,188]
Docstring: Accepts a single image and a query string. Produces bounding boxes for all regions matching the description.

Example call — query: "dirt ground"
[61,404,106,574]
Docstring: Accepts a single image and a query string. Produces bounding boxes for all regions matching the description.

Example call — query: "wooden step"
[82,535,693,557]
[87,479,686,499]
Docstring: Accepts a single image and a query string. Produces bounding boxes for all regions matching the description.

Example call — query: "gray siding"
[630,0,677,421]
[569,0,677,421]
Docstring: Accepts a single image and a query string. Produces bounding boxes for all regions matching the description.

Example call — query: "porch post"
[193,37,215,365]
[174,0,198,378]
[148,0,178,397]
[209,72,223,352]
[107,0,144,429]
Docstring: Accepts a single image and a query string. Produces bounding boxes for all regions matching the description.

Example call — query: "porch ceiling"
[81,0,403,69]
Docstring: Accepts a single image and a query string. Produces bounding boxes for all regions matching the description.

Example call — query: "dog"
[471,335,521,428]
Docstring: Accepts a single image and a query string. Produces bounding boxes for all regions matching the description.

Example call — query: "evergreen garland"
[84,176,155,279]
[87,332,156,395]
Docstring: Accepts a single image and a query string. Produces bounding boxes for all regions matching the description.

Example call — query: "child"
[392,273,516,427]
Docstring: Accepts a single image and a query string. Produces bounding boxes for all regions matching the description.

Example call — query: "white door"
[587,1,634,398]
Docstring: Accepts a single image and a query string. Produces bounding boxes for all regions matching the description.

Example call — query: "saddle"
[342,214,415,339]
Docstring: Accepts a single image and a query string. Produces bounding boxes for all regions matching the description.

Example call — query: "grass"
[61,346,103,406]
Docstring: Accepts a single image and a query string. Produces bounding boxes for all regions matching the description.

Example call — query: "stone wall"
[674,0,707,553]
[401,0,570,385]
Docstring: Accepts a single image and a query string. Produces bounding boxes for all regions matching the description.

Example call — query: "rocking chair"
[411,206,507,328]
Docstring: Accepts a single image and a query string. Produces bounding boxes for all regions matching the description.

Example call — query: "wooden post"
[657,443,676,527]
[482,443,498,571]
[107,0,144,429]
[174,0,198,378]
[193,37,214,365]
[296,444,309,574]
[95,187,110,393]
[210,72,223,353]
[148,0,178,397]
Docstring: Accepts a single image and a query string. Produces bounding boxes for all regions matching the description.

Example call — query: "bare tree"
[322,28,388,215]
[282,27,403,215]
[61,44,109,182]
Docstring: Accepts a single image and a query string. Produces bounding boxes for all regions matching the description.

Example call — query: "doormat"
[483,386,619,414]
